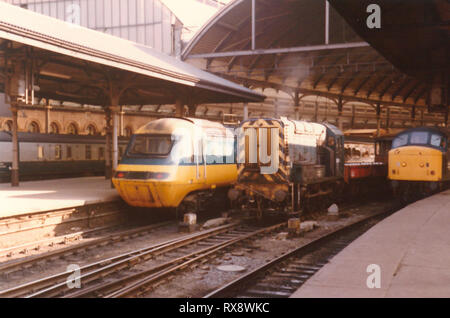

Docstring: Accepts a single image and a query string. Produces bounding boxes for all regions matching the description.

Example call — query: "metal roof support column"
[243,103,249,120]
[325,0,330,44]
[10,105,19,187]
[386,107,390,132]
[376,103,381,137]
[411,105,416,127]
[45,103,51,134]
[293,90,300,120]
[251,0,256,51]
[314,102,319,123]
[188,103,198,117]
[175,99,185,117]
[274,99,278,118]
[111,105,120,183]
[119,107,125,137]
[104,108,112,180]
[445,109,449,128]
[337,97,343,131]
[351,105,355,128]
[420,110,424,126]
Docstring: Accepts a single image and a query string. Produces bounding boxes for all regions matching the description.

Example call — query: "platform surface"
[0,177,120,217]
[291,189,450,298]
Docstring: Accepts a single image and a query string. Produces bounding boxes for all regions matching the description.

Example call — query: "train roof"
[135,117,232,135]
[0,131,128,144]
[393,126,450,137]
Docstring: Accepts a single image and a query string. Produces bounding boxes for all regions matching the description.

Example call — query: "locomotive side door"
[194,137,207,184]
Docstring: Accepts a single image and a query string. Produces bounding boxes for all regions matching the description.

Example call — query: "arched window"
[50,122,59,134]
[124,126,133,137]
[86,124,97,136]
[67,123,78,135]
[28,121,40,133]
[3,120,12,132]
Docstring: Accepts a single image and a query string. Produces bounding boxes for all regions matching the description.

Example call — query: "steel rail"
[0,222,240,298]
[103,222,287,298]
[204,209,394,298]
[0,221,172,275]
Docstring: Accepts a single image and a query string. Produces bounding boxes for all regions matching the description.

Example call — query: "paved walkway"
[0,177,120,217]
[291,189,450,298]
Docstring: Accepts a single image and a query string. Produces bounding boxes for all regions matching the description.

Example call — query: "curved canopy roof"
[0,2,265,106]
[183,0,431,109]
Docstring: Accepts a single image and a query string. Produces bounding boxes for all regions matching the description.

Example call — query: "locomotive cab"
[389,128,448,182]
[388,127,450,198]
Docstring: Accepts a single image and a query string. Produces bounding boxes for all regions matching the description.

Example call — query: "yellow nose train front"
[112,117,238,209]
[389,146,443,182]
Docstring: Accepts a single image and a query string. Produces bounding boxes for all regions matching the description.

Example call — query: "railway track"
[0,201,128,251]
[0,220,286,298]
[204,210,392,298]
[0,221,172,277]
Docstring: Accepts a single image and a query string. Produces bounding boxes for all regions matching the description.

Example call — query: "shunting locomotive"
[112,118,237,213]
[388,126,450,200]
[227,117,345,215]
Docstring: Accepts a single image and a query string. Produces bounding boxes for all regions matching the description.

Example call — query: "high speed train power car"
[389,126,450,200]
[112,118,237,213]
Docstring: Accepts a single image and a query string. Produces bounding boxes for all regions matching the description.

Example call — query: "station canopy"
[182,0,440,110]
[0,2,265,108]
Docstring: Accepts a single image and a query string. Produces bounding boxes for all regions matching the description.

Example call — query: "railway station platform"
[0,177,120,217]
[291,189,450,298]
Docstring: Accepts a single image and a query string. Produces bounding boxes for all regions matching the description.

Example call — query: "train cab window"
[55,145,62,160]
[206,137,224,164]
[67,146,72,159]
[392,134,408,148]
[128,135,172,156]
[327,137,335,147]
[430,134,446,149]
[410,131,428,145]
[85,145,92,160]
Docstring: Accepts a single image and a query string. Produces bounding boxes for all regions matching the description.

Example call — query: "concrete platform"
[0,177,120,217]
[291,189,450,298]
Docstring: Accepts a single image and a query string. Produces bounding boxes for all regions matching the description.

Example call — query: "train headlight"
[430,170,435,176]
[115,171,127,179]
[419,163,424,168]
[401,162,407,167]
[152,172,170,180]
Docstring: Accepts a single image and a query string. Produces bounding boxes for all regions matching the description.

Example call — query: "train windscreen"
[392,131,446,150]
[127,135,173,156]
